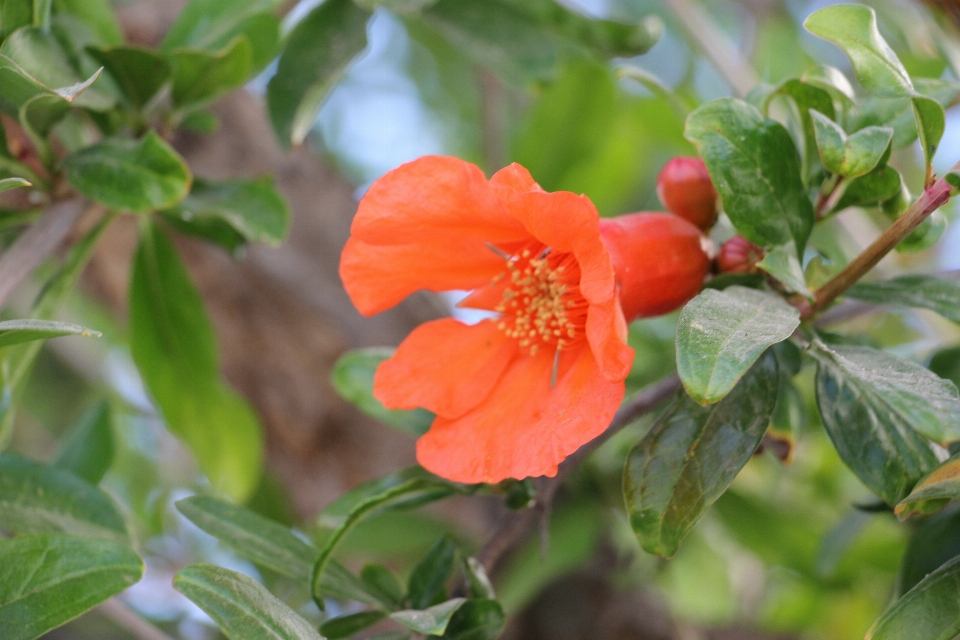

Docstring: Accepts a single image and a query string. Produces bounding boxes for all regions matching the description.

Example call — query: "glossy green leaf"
[810,110,892,178]
[53,0,123,46]
[52,400,113,485]
[170,36,252,110]
[848,275,960,323]
[756,244,810,297]
[911,95,945,172]
[676,286,798,405]
[130,223,262,501]
[176,495,315,583]
[0,453,128,543]
[804,4,912,99]
[624,353,780,557]
[0,318,99,347]
[0,177,28,191]
[331,348,433,437]
[866,555,960,640]
[897,507,960,595]
[63,132,191,212]
[0,26,110,110]
[685,98,814,253]
[162,0,281,70]
[438,599,504,640]
[762,78,835,182]
[895,453,960,519]
[833,165,902,211]
[0,54,69,125]
[86,45,170,108]
[407,534,457,609]
[360,564,405,608]
[0,534,143,640]
[267,0,369,146]
[174,564,324,640]
[162,177,290,250]
[321,611,388,639]
[175,496,379,606]
[812,341,945,504]
[391,598,465,635]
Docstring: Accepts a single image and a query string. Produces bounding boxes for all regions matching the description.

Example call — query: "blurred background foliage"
[9,0,960,638]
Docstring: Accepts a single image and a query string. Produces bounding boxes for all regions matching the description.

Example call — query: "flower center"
[494,244,586,355]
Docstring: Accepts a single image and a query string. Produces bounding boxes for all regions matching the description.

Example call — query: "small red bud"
[599,212,710,321]
[656,156,718,231]
[716,235,764,274]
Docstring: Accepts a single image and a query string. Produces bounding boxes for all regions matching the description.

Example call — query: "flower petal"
[489,163,542,197]
[375,318,517,418]
[417,346,624,483]
[352,155,528,246]
[340,237,506,316]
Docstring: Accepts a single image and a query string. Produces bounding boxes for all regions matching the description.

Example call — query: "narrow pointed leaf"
[847,274,960,324]
[685,98,814,253]
[360,564,405,608]
[911,95,945,173]
[391,598,466,635]
[438,599,504,640]
[0,177,29,192]
[812,341,945,504]
[0,319,100,348]
[676,286,798,405]
[0,453,128,543]
[174,564,324,640]
[624,353,780,557]
[321,611,387,639]
[0,534,143,640]
[407,535,457,610]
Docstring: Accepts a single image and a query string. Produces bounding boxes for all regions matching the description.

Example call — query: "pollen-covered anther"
[493,245,585,355]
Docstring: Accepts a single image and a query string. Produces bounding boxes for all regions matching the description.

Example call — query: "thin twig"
[663,0,759,98]
[476,374,681,574]
[97,598,176,640]
[800,161,959,321]
[0,198,90,310]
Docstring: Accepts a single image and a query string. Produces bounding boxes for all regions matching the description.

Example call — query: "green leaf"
[162,0,282,71]
[321,611,388,639]
[267,0,369,146]
[866,555,960,640]
[162,177,290,250]
[52,400,113,484]
[0,453,128,543]
[803,4,912,99]
[175,495,315,583]
[360,564,405,608]
[756,244,810,297]
[391,598,465,635]
[0,26,111,110]
[130,223,262,501]
[437,598,505,640]
[86,45,170,109]
[174,564,324,640]
[0,54,69,125]
[763,78,836,182]
[331,348,433,437]
[407,534,457,609]
[685,98,814,253]
[0,177,29,192]
[833,165,902,212]
[896,210,947,253]
[897,507,960,596]
[810,110,892,178]
[624,352,780,557]
[63,132,191,212]
[0,0,32,42]
[0,318,99,347]
[175,496,380,606]
[676,286,799,405]
[911,95,945,173]
[53,0,123,46]
[463,558,495,600]
[811,341,945,504]
[170,35,252,110]
[896,454,960,519]
[0,534,143,640]
[856,78,960,150]
[847,275,960,324]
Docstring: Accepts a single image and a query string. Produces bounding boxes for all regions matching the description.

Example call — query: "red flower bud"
[599,212,710,321]
[716,235,765,274]
[656,156,718,231]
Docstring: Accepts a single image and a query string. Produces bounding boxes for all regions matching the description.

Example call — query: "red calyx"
[599,212,710,322]
[656,156,719,231]
[716,235,765,274]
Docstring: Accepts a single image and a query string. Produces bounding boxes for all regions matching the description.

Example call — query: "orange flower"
[340,155,634,484]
